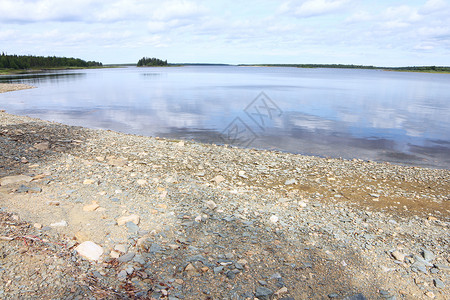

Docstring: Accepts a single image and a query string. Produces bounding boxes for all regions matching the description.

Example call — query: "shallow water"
[1,66,449,169]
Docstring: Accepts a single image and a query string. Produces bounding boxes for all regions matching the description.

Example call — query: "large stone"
[117,214,140,226]
[0,175,33,186]
[255,286,274,300]
[75,241,104,261]
[33,142,49,151]
[83,201,100,212]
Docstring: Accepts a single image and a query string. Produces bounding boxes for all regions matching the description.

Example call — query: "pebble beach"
[0,84,448,299]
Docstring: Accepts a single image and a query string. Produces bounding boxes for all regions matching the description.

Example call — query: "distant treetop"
[0,53,102,69]
[137,57,168,67]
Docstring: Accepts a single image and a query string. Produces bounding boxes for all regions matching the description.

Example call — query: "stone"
[75,241,104,261]
[213,266,224,274]
[284,179,297,185]
[369,193,380,198]
[422,249,435,262]
[114,244,127,253]
[33,223,42,229]
[212,175,225,183]
[275,287,288,296]
[117,269,127,280]
[184,263,197,273]
[33,142,49,151]
[0,175,33,186]
[83,201,100,212]
[255,286,273,300]
[83,179,96,185]
[413,255,433,267]
[117,214,140,226]
[391,250,405,262]
[425,291,435,298]
[118,252,135,263]
[433,278,445,289]
[50,220,67,227]
[206,200,217,210]
[110,250,120,258]
[75,231,90,242]
[136,179,147,186]
[343,294,367,300]
[108,158,127,167]
[270,215,279,224]
[126,221,139,234]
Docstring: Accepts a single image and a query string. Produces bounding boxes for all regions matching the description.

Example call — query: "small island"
[137,57,168,67]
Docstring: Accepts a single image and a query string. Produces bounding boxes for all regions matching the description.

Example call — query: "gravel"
[0,108,449,299]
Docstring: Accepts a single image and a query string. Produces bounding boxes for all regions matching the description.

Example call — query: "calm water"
[1,66,449,169]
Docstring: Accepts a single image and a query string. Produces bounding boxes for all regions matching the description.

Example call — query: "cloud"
[279,0,351,18]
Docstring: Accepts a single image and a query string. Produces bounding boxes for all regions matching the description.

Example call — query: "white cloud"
[420,0,448,14]
[280,0,351,18]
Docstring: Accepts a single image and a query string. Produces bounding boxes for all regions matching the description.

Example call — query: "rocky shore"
[0,87,448,299]
[0,83,35,94]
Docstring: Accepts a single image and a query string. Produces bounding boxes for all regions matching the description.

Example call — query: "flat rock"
[0,175,33,186]
[391,250,405,262]
[117,214,140,226]
[284,179,297,185]
[212,175,225,183]
[118,252,135,263]
[75,241,104,261]
[33,142,49,150]
[255,286,274,300]
[83,201,100,212]
[50,220,67,227]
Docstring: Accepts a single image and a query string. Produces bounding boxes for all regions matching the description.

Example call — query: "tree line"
[239,63,450,72]
[137,57,168,67]
[0,53,103,69]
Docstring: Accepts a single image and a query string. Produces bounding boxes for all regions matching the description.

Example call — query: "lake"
[1,66,449,169]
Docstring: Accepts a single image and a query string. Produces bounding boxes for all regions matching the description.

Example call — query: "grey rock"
[149,243,162,254]
[434,264,450,272]
[133,254,146,265]
[111,197,120,202]
[255,286,273,300]
[343,294,367,300]
[118,252,135,263]
[117,270,127,280]
[434,278,445,289]
[213,266,224,274]
[225,270,236,279]
[430,268,439,274]
[422,249,435,262]
[258,280,268,286]
[126,221,139,234]
[413,255,433,267]
[328,294,339,299]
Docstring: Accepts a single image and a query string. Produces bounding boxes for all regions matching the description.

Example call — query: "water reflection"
[0,66,449,169]
[0,72,86,84]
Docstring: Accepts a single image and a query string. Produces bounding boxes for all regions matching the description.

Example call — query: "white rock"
[83,179,96,185]
[114,244,127,253]
[391,250,405,262]
[284,179,297,185]
[75,241,104,261]
[206,200,217,210]
[136,179,147,186]
[117,214,140,226]
[270,215,279,224]
[83,201,100,212]
[50,220,67,227]
[0,175,33,186]
[212,175,225,183]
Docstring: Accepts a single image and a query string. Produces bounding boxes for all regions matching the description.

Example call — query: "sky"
[1,0,449,66]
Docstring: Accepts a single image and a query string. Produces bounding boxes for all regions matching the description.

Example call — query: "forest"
[0,53,102,70]
[137,57,168,67]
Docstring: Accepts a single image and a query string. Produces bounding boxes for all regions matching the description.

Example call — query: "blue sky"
[1,0,449,66]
